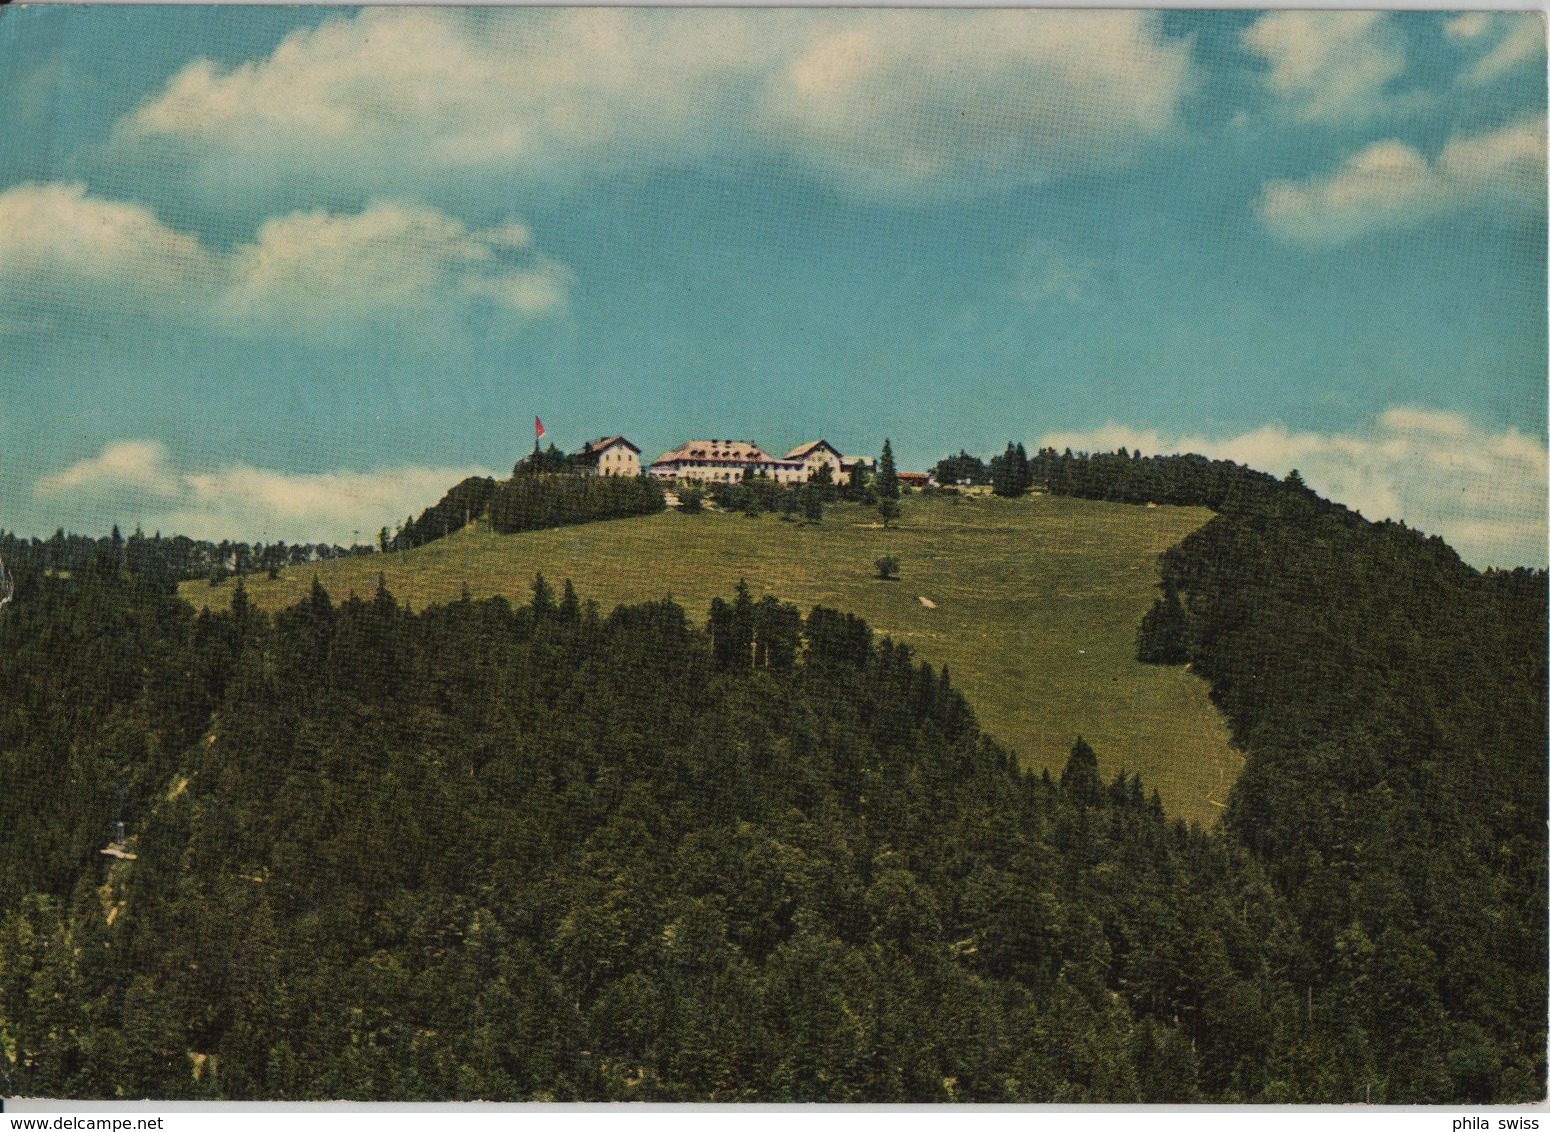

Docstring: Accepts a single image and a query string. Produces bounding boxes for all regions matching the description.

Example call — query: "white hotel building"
[647,439,871,485]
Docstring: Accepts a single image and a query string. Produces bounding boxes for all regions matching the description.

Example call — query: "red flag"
[535,416,546,440]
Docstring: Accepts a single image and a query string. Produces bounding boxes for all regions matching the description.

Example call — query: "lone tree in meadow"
[875,554,900,581]
[876,439,900,500]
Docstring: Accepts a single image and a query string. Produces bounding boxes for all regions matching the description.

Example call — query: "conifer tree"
[531,573,555,618]
[1061,736,1104,807]
[373,571,395,614]
[991,443,1029,498]
[877,439,900,500]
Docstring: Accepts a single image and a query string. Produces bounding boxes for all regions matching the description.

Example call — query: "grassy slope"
[182,493,1239,825]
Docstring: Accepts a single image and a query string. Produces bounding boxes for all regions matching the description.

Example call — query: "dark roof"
[578,435,640,455]
[786,439,843,460]
[654,439,777,464]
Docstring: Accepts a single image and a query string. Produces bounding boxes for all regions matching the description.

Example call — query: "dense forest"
[0,528,377,588]
[0,454,1543,1101]
[1139,469,1547,1102]
[487,473,665,537]
[386,476,499,554]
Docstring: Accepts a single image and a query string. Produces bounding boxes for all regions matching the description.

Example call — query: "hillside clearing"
[182,493,1239,825]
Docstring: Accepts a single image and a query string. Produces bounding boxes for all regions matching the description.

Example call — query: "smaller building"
[897,471,935,489]
[784,441,872,486]
[575,436,642,477]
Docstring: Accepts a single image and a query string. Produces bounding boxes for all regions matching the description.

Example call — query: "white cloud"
[36,439,181,497]
[760,11,1192,197]
[121,8,1193,200]
[1452,12,1545,85]
[1037,408,1548,569]
[1241,12,1408,124]
[0,182,217,305]
[0,184,567,335]
[126,10,765,177]
[220,202,568,332]
[1257,117,1546,244]
[1445,13,1493,42]
[464,261,572,318]
[35,439,494,544]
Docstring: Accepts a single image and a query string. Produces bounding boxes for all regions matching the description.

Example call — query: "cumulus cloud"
[760,11,1193,196]
[0,182,217,305]
[1037,408,1548,569]
[36,439,494,544]
[126,9,764,177]
[1449,12,1545,86]
[36,439,180,497]
[121,8,1192,200]
[0,184,567,335]
[1241,12,1409,124]
[220,202,568,331]
[1257,117,1546,244]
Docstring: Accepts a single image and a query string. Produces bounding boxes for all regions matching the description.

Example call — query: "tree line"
[0,527,378,590]
[933,442,1286,506]
[487,473,666,535]
[383,476,499,553]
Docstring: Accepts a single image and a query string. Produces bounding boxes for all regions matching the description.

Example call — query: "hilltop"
[180,493,1238,826]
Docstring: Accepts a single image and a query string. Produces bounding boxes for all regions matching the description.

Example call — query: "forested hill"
[1114,455,1547,1102]
[0,456,1543,1102]
[1,570,1294,1101]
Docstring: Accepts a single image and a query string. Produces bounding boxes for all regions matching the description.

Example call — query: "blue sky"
[0,7,1544,565]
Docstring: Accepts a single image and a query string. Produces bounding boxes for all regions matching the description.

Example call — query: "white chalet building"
[574,436,643,477]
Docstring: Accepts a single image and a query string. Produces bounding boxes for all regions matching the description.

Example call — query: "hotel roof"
[785,439,843,460]
[578,435,640,454]
[653,439,785,464]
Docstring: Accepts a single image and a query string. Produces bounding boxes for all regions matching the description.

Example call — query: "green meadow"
[183,493,1240,825]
